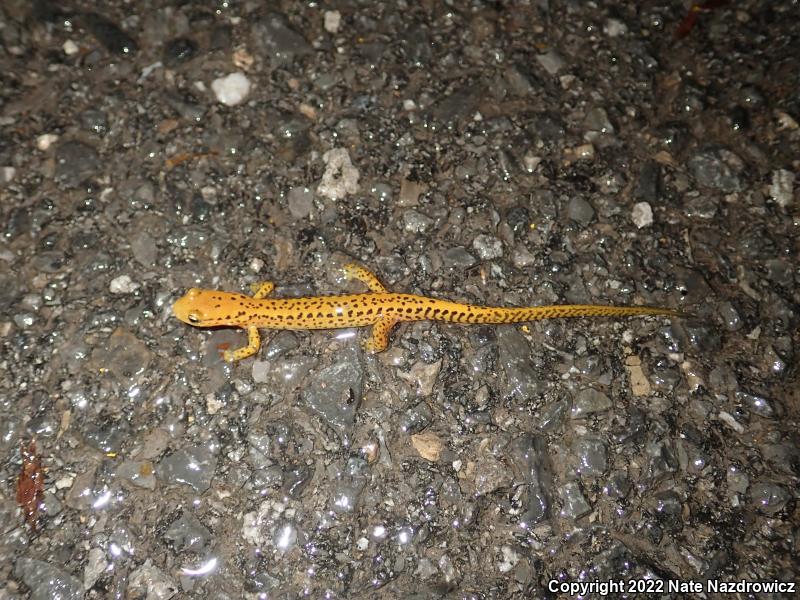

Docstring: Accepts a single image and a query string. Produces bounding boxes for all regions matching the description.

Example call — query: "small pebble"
[403,210,434,234]
[63,40,79,55]
[631,201,654,228]
[718,411,744,434]
[287,186,315,219]
[584,107,614,133]
[83,548,108,590]
[249,257,265,273]
[624,355,652,397]
[411,431,443,462]
[537,49,566,75]
[211,72,252,106]
[688,148,742,193]
[498,546,520,573]
[442,247,477,269]
[233,48,255,70]
[324,10,342,33]
[512,246,537,268]
[130,232,157,267]
[523,152,542,172]
[472,234,503,260]
[318,148,360,200]
[567,196,595,225]
[109,275,140,294]
[603,18,628,37]
[559,481,591,519]
[37,133,59,151]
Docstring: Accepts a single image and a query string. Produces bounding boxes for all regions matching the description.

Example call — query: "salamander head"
[173,288,244,327]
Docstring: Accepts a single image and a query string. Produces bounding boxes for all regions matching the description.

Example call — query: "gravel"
[1,1,797,597]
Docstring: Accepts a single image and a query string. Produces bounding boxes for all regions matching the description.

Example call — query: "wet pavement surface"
[1,1,798,598]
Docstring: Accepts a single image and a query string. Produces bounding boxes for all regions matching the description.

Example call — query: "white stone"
[36,133,59,151]
[249,257,264,273]
[324,10,342,33]
[631,201,654,228]
[317,148,360,200]
[603,18,628,37]
[63,40,79,55]
[522,152,542,173]
[498,545,520,573]
[205,393,224,415]
[109,275,140,294]
[241,511,263,546]
[211,72,252,106]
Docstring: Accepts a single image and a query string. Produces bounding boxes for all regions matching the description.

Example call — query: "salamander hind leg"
[362,317,398,353]
[223,326,262,362]
[342,263,388,293]
[249,281,275,299]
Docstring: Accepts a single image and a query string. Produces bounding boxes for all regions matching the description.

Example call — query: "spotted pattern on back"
[172,265,679,361]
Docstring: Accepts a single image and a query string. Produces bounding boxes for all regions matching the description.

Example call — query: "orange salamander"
[172,263,680,361]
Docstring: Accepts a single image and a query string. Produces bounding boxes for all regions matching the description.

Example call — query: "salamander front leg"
[223,326,261,362]
[249,281,275,299]
[342,263,388,293]
[362,317,398,353]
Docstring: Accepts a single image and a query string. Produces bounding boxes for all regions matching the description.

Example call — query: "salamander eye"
[187,312,201,324]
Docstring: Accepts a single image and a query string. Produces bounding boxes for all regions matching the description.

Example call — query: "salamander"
[172,263,679,361]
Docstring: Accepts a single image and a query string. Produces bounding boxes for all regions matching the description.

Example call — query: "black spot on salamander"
[306,313,313,319]
[286,315,294,320]
[326,313,334,318]
[415,307,423,313]
[366,308,373,315]
[357,311,363,316]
